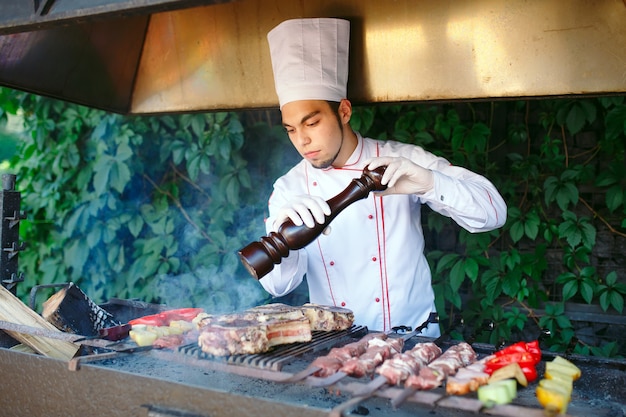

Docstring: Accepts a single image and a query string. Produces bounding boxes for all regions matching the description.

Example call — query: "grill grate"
[177,325,368,371]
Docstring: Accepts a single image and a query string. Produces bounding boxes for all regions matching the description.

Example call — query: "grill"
[176,326,368,372]
[1,301,624,417]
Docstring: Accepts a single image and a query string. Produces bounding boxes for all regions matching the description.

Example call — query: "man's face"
[281,100,344,169]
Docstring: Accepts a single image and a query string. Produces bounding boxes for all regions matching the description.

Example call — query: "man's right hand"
[273,195,331,230]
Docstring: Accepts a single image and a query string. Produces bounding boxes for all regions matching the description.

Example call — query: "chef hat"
[267,18,350,109]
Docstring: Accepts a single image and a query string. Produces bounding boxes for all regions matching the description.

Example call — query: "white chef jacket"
[260,134,507,335]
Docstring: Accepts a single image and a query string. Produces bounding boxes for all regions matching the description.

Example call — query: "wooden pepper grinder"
[238,166,387,280]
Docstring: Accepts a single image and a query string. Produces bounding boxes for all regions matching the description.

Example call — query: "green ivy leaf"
[580,222,597,248]
[558,221,582,247]
[436,253,460,273]
[128,215,144,237]
[599,291,610,311]
[481,270,502,303]
[604,104,626,140]
[110,161,131,193]
[63,239,89,277]
[580,281,594,304]
[509,220,524,243]
[556,315,573,329]
[449,260,466,292]
[86,226,101,248]
[187,153,201,180]
[199,154,211,174]
[65,205,87,235]
[107,245,126,272]
[562,280,578,300]
[466,123,490,153]
[190,115,206,137]
[501,269,522,297]
[605,185,624,212]
[524,215,540,240]
[115,142,133,161]
[93,156,112,195]
[605,271,618,286]
[609,292,624,313]
[451,125,467,151]
[219,136,233,161]
[465,258,479,282]
[170,140,186,165]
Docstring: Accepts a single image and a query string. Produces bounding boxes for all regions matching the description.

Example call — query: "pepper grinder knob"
[238,166,387,279]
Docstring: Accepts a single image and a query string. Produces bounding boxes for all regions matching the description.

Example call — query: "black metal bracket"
[34,0,56,16]
[1,174,25,294]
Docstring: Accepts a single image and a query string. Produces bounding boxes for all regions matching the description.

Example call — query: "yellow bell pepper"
[536,384,570,415]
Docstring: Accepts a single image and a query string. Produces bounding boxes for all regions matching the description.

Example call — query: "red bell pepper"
[128,308,204,327]
[485,340,542,383]
[128,313,168,327]
[162,307,204,322]
[520,364,538,382]
[525,340,542,363]
[494,341,528,356]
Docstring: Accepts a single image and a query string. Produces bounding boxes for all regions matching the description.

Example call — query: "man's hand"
[366,157,434,195]
[273,195,331,230]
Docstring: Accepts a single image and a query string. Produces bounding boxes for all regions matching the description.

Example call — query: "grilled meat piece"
[376,353,423,385]
[367,336,404,355]
[327,341,367,361]
[311,356,344,377]
[340,345,390,377]
[198,319,269,356]
[404,366,446,390]
[299,303,354,331]
[448,342,477,366]
[153,334,186,349]
[445,366,490,395]
[406,342,442,366]
[374,341,443,386]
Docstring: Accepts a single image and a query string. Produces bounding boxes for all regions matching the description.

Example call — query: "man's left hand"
[366,157,434,196]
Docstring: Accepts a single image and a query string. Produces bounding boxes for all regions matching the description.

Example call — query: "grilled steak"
[196,303,354,356]
[300,303,354,331]
[198,318,270,356]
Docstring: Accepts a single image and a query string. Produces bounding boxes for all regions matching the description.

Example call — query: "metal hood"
[0,0,625,115]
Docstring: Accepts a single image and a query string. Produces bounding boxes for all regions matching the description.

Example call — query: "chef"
[258,18,507,336]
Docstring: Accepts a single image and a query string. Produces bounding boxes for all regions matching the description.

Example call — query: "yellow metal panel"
[132,0,626,114]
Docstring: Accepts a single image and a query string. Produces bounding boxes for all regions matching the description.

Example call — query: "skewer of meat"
[405,342,476,389]
[308,341,368,378]
[280,332,388,383]
[376,342,442,385]
[391,342,477,408]
[311,333,391,377]
[306,336,404,386]
[351,341,443,396]
[337,337,404,377]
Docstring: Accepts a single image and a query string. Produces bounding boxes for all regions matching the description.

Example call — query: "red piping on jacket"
[305,164,339,306]
[372,143,391,331]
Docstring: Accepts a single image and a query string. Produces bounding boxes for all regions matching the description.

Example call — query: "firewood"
[42,282,120,336]
[0,285,79,360]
